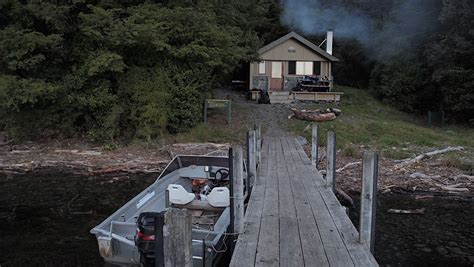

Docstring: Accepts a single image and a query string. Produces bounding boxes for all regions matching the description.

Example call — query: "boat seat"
[167,184,195,205]
[208,187,230,207]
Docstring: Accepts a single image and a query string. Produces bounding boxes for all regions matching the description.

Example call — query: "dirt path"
[216,88,291,137]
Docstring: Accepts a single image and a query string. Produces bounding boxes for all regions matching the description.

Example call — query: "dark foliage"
[0,0,283,140]
[369,0,473,122]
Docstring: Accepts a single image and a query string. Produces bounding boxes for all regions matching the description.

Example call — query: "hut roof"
[258,31,340,62]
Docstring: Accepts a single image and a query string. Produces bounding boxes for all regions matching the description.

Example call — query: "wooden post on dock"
[232,147,245,236]
[311,124,319,168]
[247,131,257,191]
[163,208,192,267]
[359,151,378,254]
[254,124,261,166]
[326,131,336,192]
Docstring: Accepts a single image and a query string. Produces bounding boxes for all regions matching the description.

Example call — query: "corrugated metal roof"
[258,31,340,62]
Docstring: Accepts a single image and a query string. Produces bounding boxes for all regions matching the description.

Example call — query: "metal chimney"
[326,31,333,55]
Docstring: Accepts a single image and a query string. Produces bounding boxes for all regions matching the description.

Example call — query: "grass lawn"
[163,101,255,145]
[285,86,474,161]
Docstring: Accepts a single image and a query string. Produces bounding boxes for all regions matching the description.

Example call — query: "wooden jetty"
[230,136,378,267]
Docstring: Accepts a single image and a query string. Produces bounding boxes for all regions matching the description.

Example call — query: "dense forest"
[0,0,472,141]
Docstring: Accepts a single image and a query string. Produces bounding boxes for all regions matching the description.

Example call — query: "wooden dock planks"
[230,137,378,267]
[275,138,303,267]
[255,140,279,267]
[280,137,329,266]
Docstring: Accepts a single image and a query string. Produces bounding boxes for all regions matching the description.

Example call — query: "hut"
[249,31,339,93]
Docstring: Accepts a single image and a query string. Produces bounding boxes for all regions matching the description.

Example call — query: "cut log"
[290,108,337,122]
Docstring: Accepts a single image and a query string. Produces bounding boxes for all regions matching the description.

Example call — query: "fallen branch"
[396,146,464,167]
[388,208,425,214]
[336,161,362,173]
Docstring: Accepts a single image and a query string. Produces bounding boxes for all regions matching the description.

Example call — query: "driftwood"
[336,161,362,173]
[10,150,32,154]
[290,108,337,122]
[415,195,434,200]
[0,140,13,146]
[453,174,474,181]
[409,172,441,179]
[0,159,166,174]
[434,183,469,192]
[336,188,354,207]
[388,208,425,214]
[170,143,230,149]
[302,123,312,133]
[204,150,228,157]
[381,185,397,194]
[396,146,464,167]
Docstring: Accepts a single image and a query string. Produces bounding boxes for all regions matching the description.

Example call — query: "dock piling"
[311,124,319,168]
[254,124,262,166]
[247,131,257,191]
[163,208,192,267]
[232,147,245,236]
[326,131,336,192]
[359,151,378,253]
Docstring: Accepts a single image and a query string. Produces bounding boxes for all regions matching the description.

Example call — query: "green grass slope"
[286,86,474,161]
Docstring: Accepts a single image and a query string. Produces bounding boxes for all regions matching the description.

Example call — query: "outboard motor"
[136,211,165,266]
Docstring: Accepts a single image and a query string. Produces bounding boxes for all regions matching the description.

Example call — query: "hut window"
[288,46,296,53]
[296,61,313,75]
[288,61,296,75]
[313,61,321,75]
[258,61,266,74]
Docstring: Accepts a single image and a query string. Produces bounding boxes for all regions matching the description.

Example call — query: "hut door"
[270,61,283,91]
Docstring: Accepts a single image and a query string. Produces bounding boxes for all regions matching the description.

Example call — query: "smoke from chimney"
[281,0,441,59]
